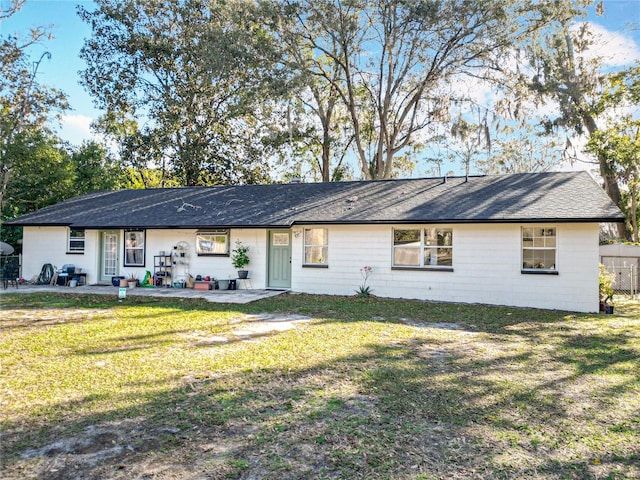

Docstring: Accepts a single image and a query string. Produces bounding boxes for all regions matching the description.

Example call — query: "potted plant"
[127,272,138,289]
[231,240,250,279]
[599,264,614,313]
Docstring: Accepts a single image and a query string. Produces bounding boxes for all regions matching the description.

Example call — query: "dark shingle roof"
[3,171,624,229]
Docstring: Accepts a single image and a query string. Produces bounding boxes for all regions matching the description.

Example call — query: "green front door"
[268,230,291,289]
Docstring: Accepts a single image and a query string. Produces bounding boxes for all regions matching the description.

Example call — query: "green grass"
[1,292,639,479]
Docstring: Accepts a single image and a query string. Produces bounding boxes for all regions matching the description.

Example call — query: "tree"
[475,127,563,175]
[79,0,282,187]
[0,1,68,220]
[0,0,24,20]
[266,2,354,182]
[584,64,640,241]
[499,3,633,236]
[3,130,74,216]
[277,0,574,180]
[586,119,640,242]
[69,140,126,192]
[2,132,128,249]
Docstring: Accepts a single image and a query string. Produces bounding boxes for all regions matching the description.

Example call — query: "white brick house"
[5,172,624,312]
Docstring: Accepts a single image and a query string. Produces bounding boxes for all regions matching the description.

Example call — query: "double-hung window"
[393,227,453,269]
[522,227,557,273]
[124,230,145,266]
[304,228,328,266]
[67,228,85,254]
[196,230,229,256]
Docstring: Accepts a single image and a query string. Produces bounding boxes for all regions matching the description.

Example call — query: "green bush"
[599,263,615,304]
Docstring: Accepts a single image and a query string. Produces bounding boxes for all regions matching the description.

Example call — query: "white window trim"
[392,226,453,270]
[521,226,558,274]
[303,228,329,267]
[124,229,146,267]
[196,230,230,256]
[67,228,85,254]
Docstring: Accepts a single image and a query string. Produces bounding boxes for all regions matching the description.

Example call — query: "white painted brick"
[22,223,599,311]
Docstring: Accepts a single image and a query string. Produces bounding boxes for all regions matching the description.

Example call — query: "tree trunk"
[582,113,629,240]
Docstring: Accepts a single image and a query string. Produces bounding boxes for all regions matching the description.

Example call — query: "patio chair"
[1,257,20,289]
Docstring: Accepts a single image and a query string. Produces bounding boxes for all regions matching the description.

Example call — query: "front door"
[100,231,119,282]
[268,230,291,289]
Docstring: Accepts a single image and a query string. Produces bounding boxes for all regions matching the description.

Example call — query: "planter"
[128,281,137,289]
[119,279,129,288]
[194,281,212,291]
[605,305,615,314]
[237,270,249,279]
[218,279,230,290]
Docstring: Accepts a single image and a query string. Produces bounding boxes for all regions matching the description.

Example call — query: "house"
[3,171,624,312]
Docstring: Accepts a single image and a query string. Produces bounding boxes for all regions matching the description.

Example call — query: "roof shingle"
[4,171,624,228]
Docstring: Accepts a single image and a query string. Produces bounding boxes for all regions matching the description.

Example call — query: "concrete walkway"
[0,284,286,304]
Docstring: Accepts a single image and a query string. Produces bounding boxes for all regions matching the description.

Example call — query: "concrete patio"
[0,284,286,304]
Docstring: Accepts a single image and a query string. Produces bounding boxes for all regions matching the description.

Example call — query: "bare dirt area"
[12,420,257,480]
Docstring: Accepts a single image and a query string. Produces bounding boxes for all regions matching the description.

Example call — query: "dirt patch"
[399,317,478,331]
[183,313,312,345]
[231,313,311,338]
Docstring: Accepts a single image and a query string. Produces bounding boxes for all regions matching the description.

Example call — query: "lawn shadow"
[2,293,639,479]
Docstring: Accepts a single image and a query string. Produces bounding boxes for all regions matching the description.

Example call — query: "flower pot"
[238,270,248,279]
[128,281,137,289]
[218,279,230,290]
[119,279,128,288]
[605,305,614,314]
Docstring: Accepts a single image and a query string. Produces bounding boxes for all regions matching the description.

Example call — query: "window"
[393,227,453,268]
[67,228,85,253]
[196,230,229,256]
[272,233,290,246]
[522,227,556,272]
[304,228,328,266]
[124,230,145,266]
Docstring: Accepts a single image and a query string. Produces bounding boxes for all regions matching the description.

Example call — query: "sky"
[1,0,639,174]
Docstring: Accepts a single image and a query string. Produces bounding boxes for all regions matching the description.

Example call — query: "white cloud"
[575,21,640,67]
[57,114,95,145]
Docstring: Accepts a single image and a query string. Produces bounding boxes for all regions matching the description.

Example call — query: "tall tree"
[79,0,282,186]
[267,2,353,182]
[585,64,640,241]
[498,3,633,236]
[277,0,574,180]
[3,130,74,218]
[475,127,563,175]
[587,119,640,242]
[0,1,68,219]
[69,140,125,193]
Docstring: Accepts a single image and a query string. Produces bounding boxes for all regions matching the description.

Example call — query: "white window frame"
[303,228,328,266]
[522,226,557,273]
[124,229,145,267]
[392,227,453,269]
[196,230,230,256]
[67,228,85,254]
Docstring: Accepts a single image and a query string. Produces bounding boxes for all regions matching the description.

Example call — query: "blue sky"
[1,0,639,166]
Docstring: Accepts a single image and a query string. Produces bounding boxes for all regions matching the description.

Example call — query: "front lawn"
[1,293,639,479]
